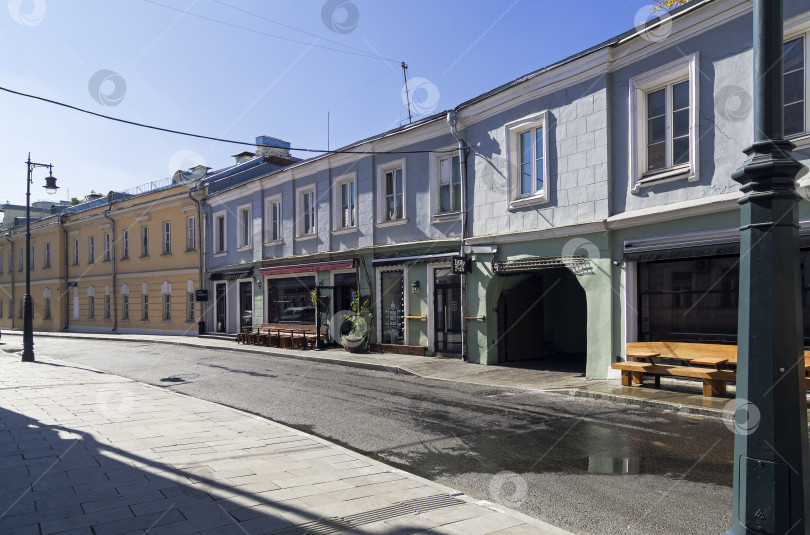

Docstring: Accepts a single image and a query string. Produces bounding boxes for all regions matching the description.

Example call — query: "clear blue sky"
[1,0,660,206]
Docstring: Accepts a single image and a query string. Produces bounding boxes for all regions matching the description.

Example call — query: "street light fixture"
[22,153,58,363]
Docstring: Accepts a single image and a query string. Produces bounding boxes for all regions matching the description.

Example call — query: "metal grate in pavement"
[266,493,465,534]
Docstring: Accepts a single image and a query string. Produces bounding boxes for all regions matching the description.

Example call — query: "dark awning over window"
[624,232,810,263]
[210,269,253,281]
[259,259,354,276]
[372,252,459,267]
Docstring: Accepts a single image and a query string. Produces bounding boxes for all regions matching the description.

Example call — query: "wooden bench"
[613,342,810,397]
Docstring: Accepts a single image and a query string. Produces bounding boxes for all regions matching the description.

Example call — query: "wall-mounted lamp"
[411,280,420,294]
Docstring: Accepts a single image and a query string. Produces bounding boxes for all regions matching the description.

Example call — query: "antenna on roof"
[402,62,412,124]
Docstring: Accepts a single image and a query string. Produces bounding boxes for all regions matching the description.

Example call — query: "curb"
[563,387,725,418]
[1,331,417,377]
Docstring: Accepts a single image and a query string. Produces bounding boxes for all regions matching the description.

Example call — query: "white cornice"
[606,192,742,230]
[466,221,607,246]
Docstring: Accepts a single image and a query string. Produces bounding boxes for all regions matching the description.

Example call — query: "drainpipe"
[4,232,14,330]
[447,110,468,361]
[57,214,69,331]
[103,199,117,331]
[188,183,205,334]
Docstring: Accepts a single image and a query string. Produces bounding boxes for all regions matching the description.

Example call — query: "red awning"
[259,259,354,276]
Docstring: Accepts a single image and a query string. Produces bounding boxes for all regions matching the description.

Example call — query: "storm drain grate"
[266,493,465,534]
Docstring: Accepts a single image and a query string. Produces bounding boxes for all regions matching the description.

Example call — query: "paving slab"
[0,352,569,535]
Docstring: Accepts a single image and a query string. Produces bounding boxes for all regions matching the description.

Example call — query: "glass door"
[380,270,404,344]
[434,268,462,354]
[215,283,226,332]
[238,281,253,332]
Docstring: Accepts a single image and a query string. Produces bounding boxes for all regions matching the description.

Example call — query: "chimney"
[255,135,291,160]
[231,151,256,165]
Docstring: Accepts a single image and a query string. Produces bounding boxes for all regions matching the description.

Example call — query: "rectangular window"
[122,230,129,259]
[141,226,149,257]
[519,129,544,196]
[785,36,806,137]
[629,53,698,191]
[186,216,196,251]
[29,247,34,271]
[238,206,252,248]
[104,295,111,319]
[265,277,316,324]
[18,250,23,271]
[162,222,171,254]
[438,155,461,213]
[88,296,95,319]
[122,294,129,321]
[186,293,194,321]
[298,189,316,236]
[384,168,403,221]
[104,233,111,262]
[88,236,95,264]
[142,294,149,320]
[73,239,79,266]
[163,294,171,321]
[265,197,282,242]
[506,111,550,207]
[214,214,226,253]
[44,243,50,268]
[339,179,356,228]
[646,80,690,173]
[43,298,51,320]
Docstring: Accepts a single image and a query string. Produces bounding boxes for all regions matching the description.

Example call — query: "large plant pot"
[341,334,368,353]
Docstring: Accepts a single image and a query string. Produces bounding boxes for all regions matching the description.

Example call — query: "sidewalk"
[0,351,569,535]
[4,331,732,417]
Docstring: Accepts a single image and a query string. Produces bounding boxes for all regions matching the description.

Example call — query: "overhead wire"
[0,85,453,155]
[144,0,401,63]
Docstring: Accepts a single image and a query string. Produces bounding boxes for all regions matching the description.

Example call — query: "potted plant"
[341,294,373,353]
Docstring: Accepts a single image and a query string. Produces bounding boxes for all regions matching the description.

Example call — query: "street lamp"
[22,153,58,362]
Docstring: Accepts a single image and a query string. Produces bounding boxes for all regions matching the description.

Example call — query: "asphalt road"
[16,338,735,535]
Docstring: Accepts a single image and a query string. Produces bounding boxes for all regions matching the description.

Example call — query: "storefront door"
[434,268,461,354]
[380,270,405,344]
[215,283,226,332]
[238,281,252,331]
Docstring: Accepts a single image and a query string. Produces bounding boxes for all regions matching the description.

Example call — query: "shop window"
[265,277,316,324]
[379,270,405,344]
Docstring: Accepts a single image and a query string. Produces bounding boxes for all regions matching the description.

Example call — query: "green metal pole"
[725,1,809,533]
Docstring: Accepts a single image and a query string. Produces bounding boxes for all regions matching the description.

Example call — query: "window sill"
[431,213,461,224]
[139,255,150,259]
[263,239,283,246]
[331,227,358,235]
[236,245,252,252]
[632,164,695,193]
[120,256,129,261]
[213,252,227,258]
[184,249,196,254]
[375,218,409,229]
[508,194,549,210]
[295,234,318,242]
[789,133,810,152]
[102,259,110,263]
[161,252,172,257]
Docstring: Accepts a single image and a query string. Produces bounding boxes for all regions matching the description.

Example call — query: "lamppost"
[725,0,809,533]
[22,153,59,362]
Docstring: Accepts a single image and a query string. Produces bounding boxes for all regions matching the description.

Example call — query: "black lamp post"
[725,0,809,533]
[22,153,58,363]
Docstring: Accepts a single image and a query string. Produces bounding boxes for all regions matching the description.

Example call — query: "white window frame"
[297,185,317,237]
[141,226,149,257]
[505,110,550,209]
[186,216,196,252]
[87,286,95,319]
[629,52,699,193]
[186,292,195,322]
[784,20,809,147]
[264,195,282,243]
[121,284,129,321]
[44,243,50,268]
[237,204,252,249]
[122,229,129,259]
[213,211,227,254]
[43,287,51,320]
[104,233,111,262]
[376,159,407,225]
[88,236,95,264]
[431,147,463,219]
[162,221,171,255]
[333,173,357,231]
[73,239,79,265]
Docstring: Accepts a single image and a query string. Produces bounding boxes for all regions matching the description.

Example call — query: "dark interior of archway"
[497,269,586,373]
